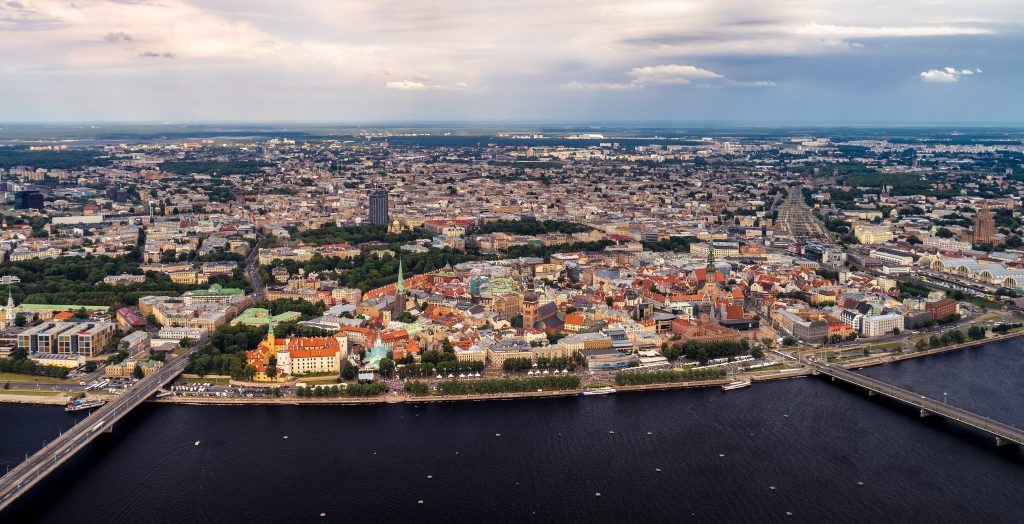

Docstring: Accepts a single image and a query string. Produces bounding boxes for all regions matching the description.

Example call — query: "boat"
[721,380,752,391]
[65,398,106,412]
[581,386,617,396]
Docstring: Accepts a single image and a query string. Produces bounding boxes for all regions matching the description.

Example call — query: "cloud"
[725,79,776,88]
[920,67,982,83]
[565,63,771,90]
[795,24,993,39]
[559,81,639,91]
[103,31,133,43]
[139,51,174,59]
[628,64,722,85]
[385,79,470,91]
[0,0,1017,120]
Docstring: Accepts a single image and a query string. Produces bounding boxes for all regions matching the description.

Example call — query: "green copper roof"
[396,259,405,294]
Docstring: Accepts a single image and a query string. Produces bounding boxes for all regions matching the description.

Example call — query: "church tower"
[521,276,539,331]
[393,259,406,316]
[265,311,275,349]
[2,287,15,329]
[705,242,717,288]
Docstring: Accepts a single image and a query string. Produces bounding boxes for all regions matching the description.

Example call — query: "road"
[245,236,266,301]
[0,347,197,512]
[810,361,1023,446]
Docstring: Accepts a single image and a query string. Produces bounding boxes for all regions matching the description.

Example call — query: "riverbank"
[7,330,1020,407]
[0,391,68,405]
[829,329,1024,370]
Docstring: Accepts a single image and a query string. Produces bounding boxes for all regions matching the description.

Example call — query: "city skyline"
[1,1,1023,123]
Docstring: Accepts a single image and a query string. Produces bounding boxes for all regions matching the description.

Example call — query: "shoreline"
[6,331,1020,407]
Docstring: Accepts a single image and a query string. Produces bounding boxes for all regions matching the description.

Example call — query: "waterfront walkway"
[811,361,1023,447]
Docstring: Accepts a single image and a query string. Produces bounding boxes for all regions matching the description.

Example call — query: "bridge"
[0,350,192,512]
[811,361,1023,447]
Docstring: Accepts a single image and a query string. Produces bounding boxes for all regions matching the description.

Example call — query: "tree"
[378,358,395,378]
[132,363,144,379]
[13,313,27,327]
[341,360,357,380]
[967,326,986,341]
[74,307,89,319]
[83,361,97,372]
[266,356,277,378]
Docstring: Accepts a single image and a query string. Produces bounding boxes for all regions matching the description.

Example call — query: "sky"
[1,0,1022,124]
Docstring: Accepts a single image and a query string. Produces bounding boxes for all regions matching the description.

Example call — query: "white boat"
[65,398,106,412]
[582,386,617,396]
[721,380,752,391]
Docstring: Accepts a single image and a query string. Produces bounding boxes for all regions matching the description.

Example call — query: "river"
[1,341,1022,523]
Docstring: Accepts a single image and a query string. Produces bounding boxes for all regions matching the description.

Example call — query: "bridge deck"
[0,353,190,512]
[813,362,1023,446]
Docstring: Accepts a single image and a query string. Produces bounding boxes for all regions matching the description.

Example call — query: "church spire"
[396,259,404,294]
[706,241,716,285]
[266,310,275,348]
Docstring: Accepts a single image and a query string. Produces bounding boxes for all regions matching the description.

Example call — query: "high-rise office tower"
[368,186,389,226]
[973,206,995,244]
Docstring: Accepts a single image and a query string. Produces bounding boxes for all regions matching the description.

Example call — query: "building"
[690,241,740,259]
[116,307,148,332]
[17,322,116,357]
[119,330,151,355]
[581,347,636,371]
[277,337,347,376]
[485,339,533,368]
[924,299,958,322]
[368,186,390,226]
[106,358,164,377]
[923,236,971,253]
[853,224,895,245]
[861,313,905,337]
[973,206,995,244]
[13,190,44,210]
[246,317,348,381]
[773,309,829,344]
[29,353,82,368]
[181,284,247,307]
[521,278,539,332]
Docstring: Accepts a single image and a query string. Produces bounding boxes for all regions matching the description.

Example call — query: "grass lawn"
[866,342,900,353]
[1,390,64,397]
[297,375,341,384]
[0,372,72,385]
[180,377,230,386]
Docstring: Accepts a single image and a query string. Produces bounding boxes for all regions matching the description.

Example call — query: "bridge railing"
[814,362,1021,445]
